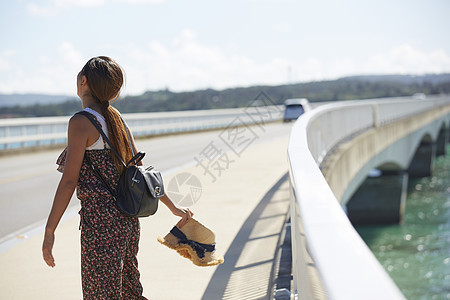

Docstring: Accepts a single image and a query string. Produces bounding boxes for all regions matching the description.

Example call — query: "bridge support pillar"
[436,128,448,157]
[408,140,435,178]
[346,170,408,225]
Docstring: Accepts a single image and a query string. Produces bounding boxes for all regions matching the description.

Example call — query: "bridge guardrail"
[287,95,450,299]
[308,95,450,165]
[0,106,283,151]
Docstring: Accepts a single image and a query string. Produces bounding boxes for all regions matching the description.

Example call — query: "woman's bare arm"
[159,194,193,227]
[42,114,90,267]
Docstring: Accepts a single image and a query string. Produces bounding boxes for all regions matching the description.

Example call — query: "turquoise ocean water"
[356,145,450,300]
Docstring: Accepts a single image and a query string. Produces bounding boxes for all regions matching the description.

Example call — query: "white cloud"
[297,58,325,81]
[58,42,84,67]
[27,3,55,16]
[0,42,85,95]
[295,44,450,82]
[0,50,16,72]
[118,0,165,3]
[27,0,165,16]
[120,29,290,94]
[52,0,107,8]
[248,0,297,3]
[364,44,450,75]
[273,22,292,33]
[2,39,450,95]
[36,42,85,94]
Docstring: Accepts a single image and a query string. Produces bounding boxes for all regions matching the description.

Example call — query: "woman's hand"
[171,206,194,228]
[42,230,56,268]
[159,194,194,227]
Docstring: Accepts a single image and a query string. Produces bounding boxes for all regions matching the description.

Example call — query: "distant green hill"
[343,74,450,84]
[1,74,449,118]
[0,93,73,107]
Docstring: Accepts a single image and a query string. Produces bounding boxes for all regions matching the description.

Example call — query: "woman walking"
[42,56,192,299]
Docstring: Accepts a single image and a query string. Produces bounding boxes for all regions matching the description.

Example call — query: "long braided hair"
[80,56,132,174]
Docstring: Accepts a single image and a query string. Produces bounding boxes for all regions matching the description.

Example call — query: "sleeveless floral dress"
[56,112,147,299]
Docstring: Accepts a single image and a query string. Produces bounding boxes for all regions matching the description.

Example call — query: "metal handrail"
[0,106,283,150]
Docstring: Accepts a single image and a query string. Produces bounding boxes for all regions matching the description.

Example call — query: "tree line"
[2,75,449,118]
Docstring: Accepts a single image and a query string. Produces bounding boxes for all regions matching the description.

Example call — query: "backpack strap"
[76,110,127,167]
[75,111,146,198]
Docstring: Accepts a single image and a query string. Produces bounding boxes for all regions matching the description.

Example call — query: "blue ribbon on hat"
[170,226,216,259]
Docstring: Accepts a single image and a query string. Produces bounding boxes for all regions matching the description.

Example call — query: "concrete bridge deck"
[0,131,290,299]
[4,96,448,299]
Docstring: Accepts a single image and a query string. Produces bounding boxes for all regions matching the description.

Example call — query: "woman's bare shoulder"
[70,112,98,127]
[68,112,96,139]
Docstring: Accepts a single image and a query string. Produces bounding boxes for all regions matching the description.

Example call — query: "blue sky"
[1,0,449,96]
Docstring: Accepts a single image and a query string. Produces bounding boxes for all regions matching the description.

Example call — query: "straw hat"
[157,218,224,267]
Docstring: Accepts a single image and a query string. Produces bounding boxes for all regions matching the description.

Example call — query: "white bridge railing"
[287,95,450,300]
[0,106,283,151]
